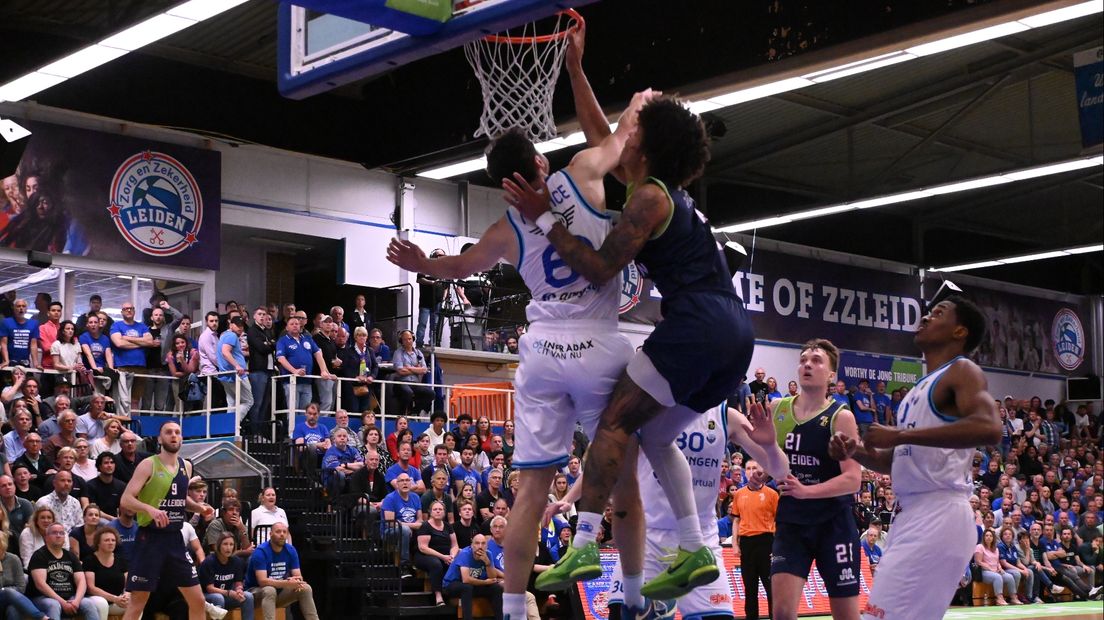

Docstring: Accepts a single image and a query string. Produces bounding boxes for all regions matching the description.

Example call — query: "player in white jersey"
[387,37,655,620]
[830,296,1001,620]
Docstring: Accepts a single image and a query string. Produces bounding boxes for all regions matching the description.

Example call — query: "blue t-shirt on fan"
[874,393,893,424]
[275,334,315,374]
[216,331,246,382]
[380,490,421,535]
[0,317,39,363]
[441,547,488,589]
[79,332,112,368]
[293,422,329,446]
[852,392,873,424]
[244,541,301,589]
[110,320,149,367]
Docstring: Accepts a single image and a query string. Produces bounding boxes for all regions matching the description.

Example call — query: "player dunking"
[512,94,752,599]
[830,297,1001,619]
[742,339,862,620]
[387,26,652,620]
[120,421,214,620]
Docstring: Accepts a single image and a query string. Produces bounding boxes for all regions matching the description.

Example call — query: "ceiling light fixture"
[929,244,1104,272]
[0,0,251,104]
[713,155,1103,233]
[417,0,1103,180]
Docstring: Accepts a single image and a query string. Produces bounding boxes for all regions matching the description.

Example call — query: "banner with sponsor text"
[1073,47,1103,151]
[0,119,221,269]
[577,548,874,619]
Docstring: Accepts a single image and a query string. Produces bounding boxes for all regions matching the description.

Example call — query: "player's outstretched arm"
[864,361,1001,451]
[727,401,790,480]
[386,218,517,279]
[567,89,657,189]
[564,20,611,148]
[503,178,667,284]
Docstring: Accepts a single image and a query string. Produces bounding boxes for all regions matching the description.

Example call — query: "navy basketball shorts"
[126,527,200,592]
[770,510,861,598]
[641,293,754,412]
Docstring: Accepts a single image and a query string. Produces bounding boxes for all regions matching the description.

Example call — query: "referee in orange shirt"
[730,459,779,620]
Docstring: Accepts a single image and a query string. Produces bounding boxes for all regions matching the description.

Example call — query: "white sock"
[677,514,705,550]
[622,573,644,609]
[573,511,602,547]
[503,593,526,620]
[641,441,704,550]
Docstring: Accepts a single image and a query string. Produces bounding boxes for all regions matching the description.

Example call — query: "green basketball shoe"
[534,542,602,591]
[639,546,719,599]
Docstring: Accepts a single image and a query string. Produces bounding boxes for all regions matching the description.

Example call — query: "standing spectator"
[872,381,893,426]
[197,311,221,377]
[142,306,172,412]
[831,380,850,407]
[349,295,370,333]
[975,529,1018,605]
[83,526,130,617]
[312,319,338,412]
[276,316,334,416]
[338,327,378,415]
[852,379,875,435]
[416,256,444,347]
[25,522,100,619]
[380,472,423,573]
[200,532,255,619]
[272,304,294,337]
[765,377,782,402]
[245,522,320,620]
[728,460,777,620]
[74,295,111,336]
[108,301,152,416]
[415,499,458,606]
[246,307,276,438]
[392,331,433,416]
[747,368,768,399]
[49,320,83,378]
[37,301,62,375]
[217,317,254,429]
[441,534,503,620]
[77,315,113,396]
[0,298,40,369]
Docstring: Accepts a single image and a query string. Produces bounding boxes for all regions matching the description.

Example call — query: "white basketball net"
[464,12,577,142]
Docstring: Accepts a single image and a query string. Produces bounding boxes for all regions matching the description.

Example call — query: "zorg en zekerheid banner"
[0,119,221,270]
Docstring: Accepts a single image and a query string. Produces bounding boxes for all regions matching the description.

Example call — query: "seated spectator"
[75,395,112,442]
[362,425,392,475]
[385,443,425,494]
[0,527,44,619]
[19,506,54,568]
[473,416,493,453]
[441,533,503,620]
[368,328,391,364]
[861,528,883,574]
[392,331,433,415]
[200,532,255,620]
[385,416,410,462]
[46,447,87,506]
[975,528,1019,605]
[765,377,782,402]
[381,473,423,574]
[84,452,124,521]
[68,503,100,561]
[412,433,432,471]
[452,501,479,551]
[329,410,363,452]
[204,498,255,559]
[425,412,448,450]
[88,418,123,459]
[43,410,79,462]
[1050,527,1099,600]
[71,439,97,482]
[292,403,331,466]
[463,436,489,472]
[415,499,458,606]
[322,428,364,499]
[450,414,473,449]
[480,499,510,536]
[107,508,138,564]
[998,526,1038,603]
[25,522,102,619]
[35,470,82,531]
[1076,511,1100,546]
[422,445,454,490]
[251,488,289,537]
[477,469,505,523]
[480,451,506,490]
[563,456,582,486]
[112,432,146,484]
[3,410,33,461]
[0,473,33,538]
[547,473,576,520]
[245,522,320,620]
[454,484,480,526]
[421,470,454,524]
[83,525,129,617]
[485,516,506,574]
[13,464,44,503]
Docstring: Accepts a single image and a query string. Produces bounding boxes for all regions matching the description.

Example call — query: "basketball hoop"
[464,9,583,142]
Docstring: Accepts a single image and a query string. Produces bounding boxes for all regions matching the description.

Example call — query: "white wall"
[215,241,267,310]
[984,369,1065,404]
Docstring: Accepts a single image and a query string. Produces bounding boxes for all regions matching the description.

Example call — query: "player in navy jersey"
[830,297,1002,620]
[739,339,862,620]
[510,95,753,599]
[120,421,214,620]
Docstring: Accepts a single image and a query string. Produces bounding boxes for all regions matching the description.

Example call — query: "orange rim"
[483,8,583,45]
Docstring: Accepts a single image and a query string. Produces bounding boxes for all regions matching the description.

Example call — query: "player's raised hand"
[543,500,571,526]
[503,172,552,221]
[862,424,901,449]
[828,432,859,461]
[387,238,428,272]
[565,18,586,68]
[744,396,776,448]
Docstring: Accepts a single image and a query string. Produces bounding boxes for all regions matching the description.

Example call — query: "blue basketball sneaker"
[620,598,677,620]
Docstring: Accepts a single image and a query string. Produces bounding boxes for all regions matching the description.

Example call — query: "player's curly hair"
[945,295,987,354]
[485,128,540,185]
[638,96,711,188]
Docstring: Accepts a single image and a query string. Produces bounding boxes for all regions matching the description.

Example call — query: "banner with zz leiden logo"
[0,119,220,269]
